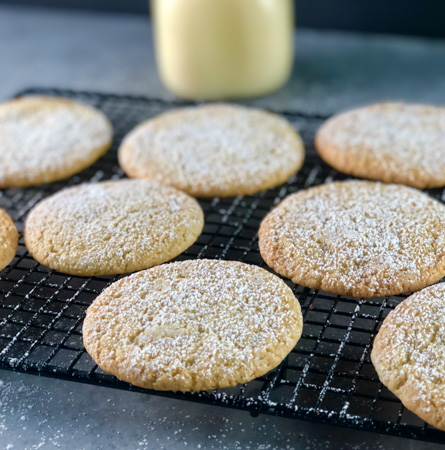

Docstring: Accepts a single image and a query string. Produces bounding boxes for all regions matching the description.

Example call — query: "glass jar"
[151,0,295,100]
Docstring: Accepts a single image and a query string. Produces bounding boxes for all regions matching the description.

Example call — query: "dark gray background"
[2,3,445,448]
[1,0,444,37]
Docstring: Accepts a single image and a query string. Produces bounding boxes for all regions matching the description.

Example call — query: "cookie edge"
[82,260,303,391]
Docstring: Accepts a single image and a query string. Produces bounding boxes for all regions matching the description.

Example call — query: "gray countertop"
[3,5,445,114]
[1,5,445,449]
[0,370,442,450]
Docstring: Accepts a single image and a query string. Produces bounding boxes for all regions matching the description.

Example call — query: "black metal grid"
[1,88,444,444]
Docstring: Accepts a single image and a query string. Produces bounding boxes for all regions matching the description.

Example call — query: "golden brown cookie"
[0,208,18,271]
[24,179,204,276]
[118,104,304,197]
[0,96,113,188]
[259,180,445,298]
[83,259,303,391]
[371,283,445,431]
[315,103,445,189]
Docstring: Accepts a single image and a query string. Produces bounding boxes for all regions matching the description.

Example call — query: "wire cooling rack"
[1,88,444,444]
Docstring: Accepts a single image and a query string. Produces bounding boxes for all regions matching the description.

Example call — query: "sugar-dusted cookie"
[0,96,112,188]
[372,283,445,431]
[0,208,18,271]
[315,103,445,189]
[24,180,203,276]
[259,180,445,298]
[118,104,304,197]
[83,259,303,391]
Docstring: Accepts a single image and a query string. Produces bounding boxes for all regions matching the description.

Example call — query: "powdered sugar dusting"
[24,179,204,276]
[83,259,303,391]
[119,104,304,197]
[316,103,445,188]
[0,96,112,187]
[371,282,445,430]
[259,180,445,298]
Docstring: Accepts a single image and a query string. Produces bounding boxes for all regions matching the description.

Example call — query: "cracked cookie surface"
[315,102,445,189]
[83,259,303,391]
[118,104,304,198]
[0,96,112,188]
[371,283,445,430]
[259,180,445,298]
[24,179,204,276]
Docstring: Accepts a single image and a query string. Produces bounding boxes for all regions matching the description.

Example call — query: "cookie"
[315,103,445,189]
[24,179,204,276]
[371,283,445,430]
[259,180,445,298]
[118,104,304,197]
[0,209,18,271]
[0,96,112,188]
[83,259,302,391]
